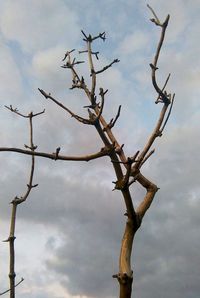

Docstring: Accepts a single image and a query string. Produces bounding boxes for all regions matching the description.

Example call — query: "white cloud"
[0,35,23,100]
[118,30,150,55]
[32,45,70,93]
[0,0,79,53]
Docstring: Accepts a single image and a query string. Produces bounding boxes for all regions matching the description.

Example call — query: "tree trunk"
[119,276,133,298]
[116,218,137,298]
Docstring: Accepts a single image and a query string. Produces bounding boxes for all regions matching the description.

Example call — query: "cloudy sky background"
[0,0,200,297]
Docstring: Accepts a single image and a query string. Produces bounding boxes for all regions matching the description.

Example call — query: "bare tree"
[0,6,174,298]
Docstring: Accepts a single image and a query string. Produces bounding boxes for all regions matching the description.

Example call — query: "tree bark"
[119,277,133,298]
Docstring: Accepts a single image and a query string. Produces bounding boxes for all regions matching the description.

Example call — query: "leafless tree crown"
[0,5,174,298]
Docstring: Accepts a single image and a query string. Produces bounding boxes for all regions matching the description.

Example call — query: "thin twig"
[38,89,94,125]
[147,4,161,25]
[105,105,122,130]
[160,93,175,134]
[5,105,45,118]
[62,49,75,61]
[0,278,24,296]
[132,103,168,171]
[79,50,99,60]
[140,149,155,167]
[81,31,106,42]
[95,59,120,75]
[155,73,171,104]
[149,10,170,105]
[87,36,96,105]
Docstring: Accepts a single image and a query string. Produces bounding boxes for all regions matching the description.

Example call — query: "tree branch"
[130,11,174,171]
[95,59,120,75]
[0,146,111,161]
[61,39,128,167]
[87,37,96,105]
[2,110,40,297]
[155,73,171,104]
[136,173,159,221]
[0,278,24,296]
[104,105,122,131]
[81,31,106,42]
[38,88,94,125]
[160,93,175,134]
[132,103,167,172]
[148,4,170,105]
[5,105,45,119]
[147,4,161,26]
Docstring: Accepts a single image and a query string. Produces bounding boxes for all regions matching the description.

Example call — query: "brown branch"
[136,173,159,220]
[131,12,173,170]
[5,105,45,118]
[147,4,161,26]
[60,38,128,167]
[0,277,24,296]
[132,103,168,171]
[133,96,174,171]
[149,6,170,105]
[139,149,155,167]
[155,73,171,104]
[79,50,99,60]
[81,31,106,42]
[83,38,128,172]
[62,49,75,61]
[3,111,40,298]
[81,30,89,41]
[73,41,126,168]
[98,115,127,165]
[15,113,38,204]
[150,64,170,105]
[160,93,175,134]
[105,105,122,131]
[62,58,85,68]
[70,66,91,96]
[38,88,94,125]
[84,88,106,125]
[79,35,127,184]
[96,88,106,116]
[113,153,140,191]
[130,17,173,177]
[94,59,120,75]
[0,146,111,161]
[62,50,91,99]
[7,203,17,298]
[91,32,106,42]
[86,36,97,105]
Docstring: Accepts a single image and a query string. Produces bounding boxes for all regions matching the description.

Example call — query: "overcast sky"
[0,0,200,298]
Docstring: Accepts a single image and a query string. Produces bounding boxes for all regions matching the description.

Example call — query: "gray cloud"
[0,1,200,298]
